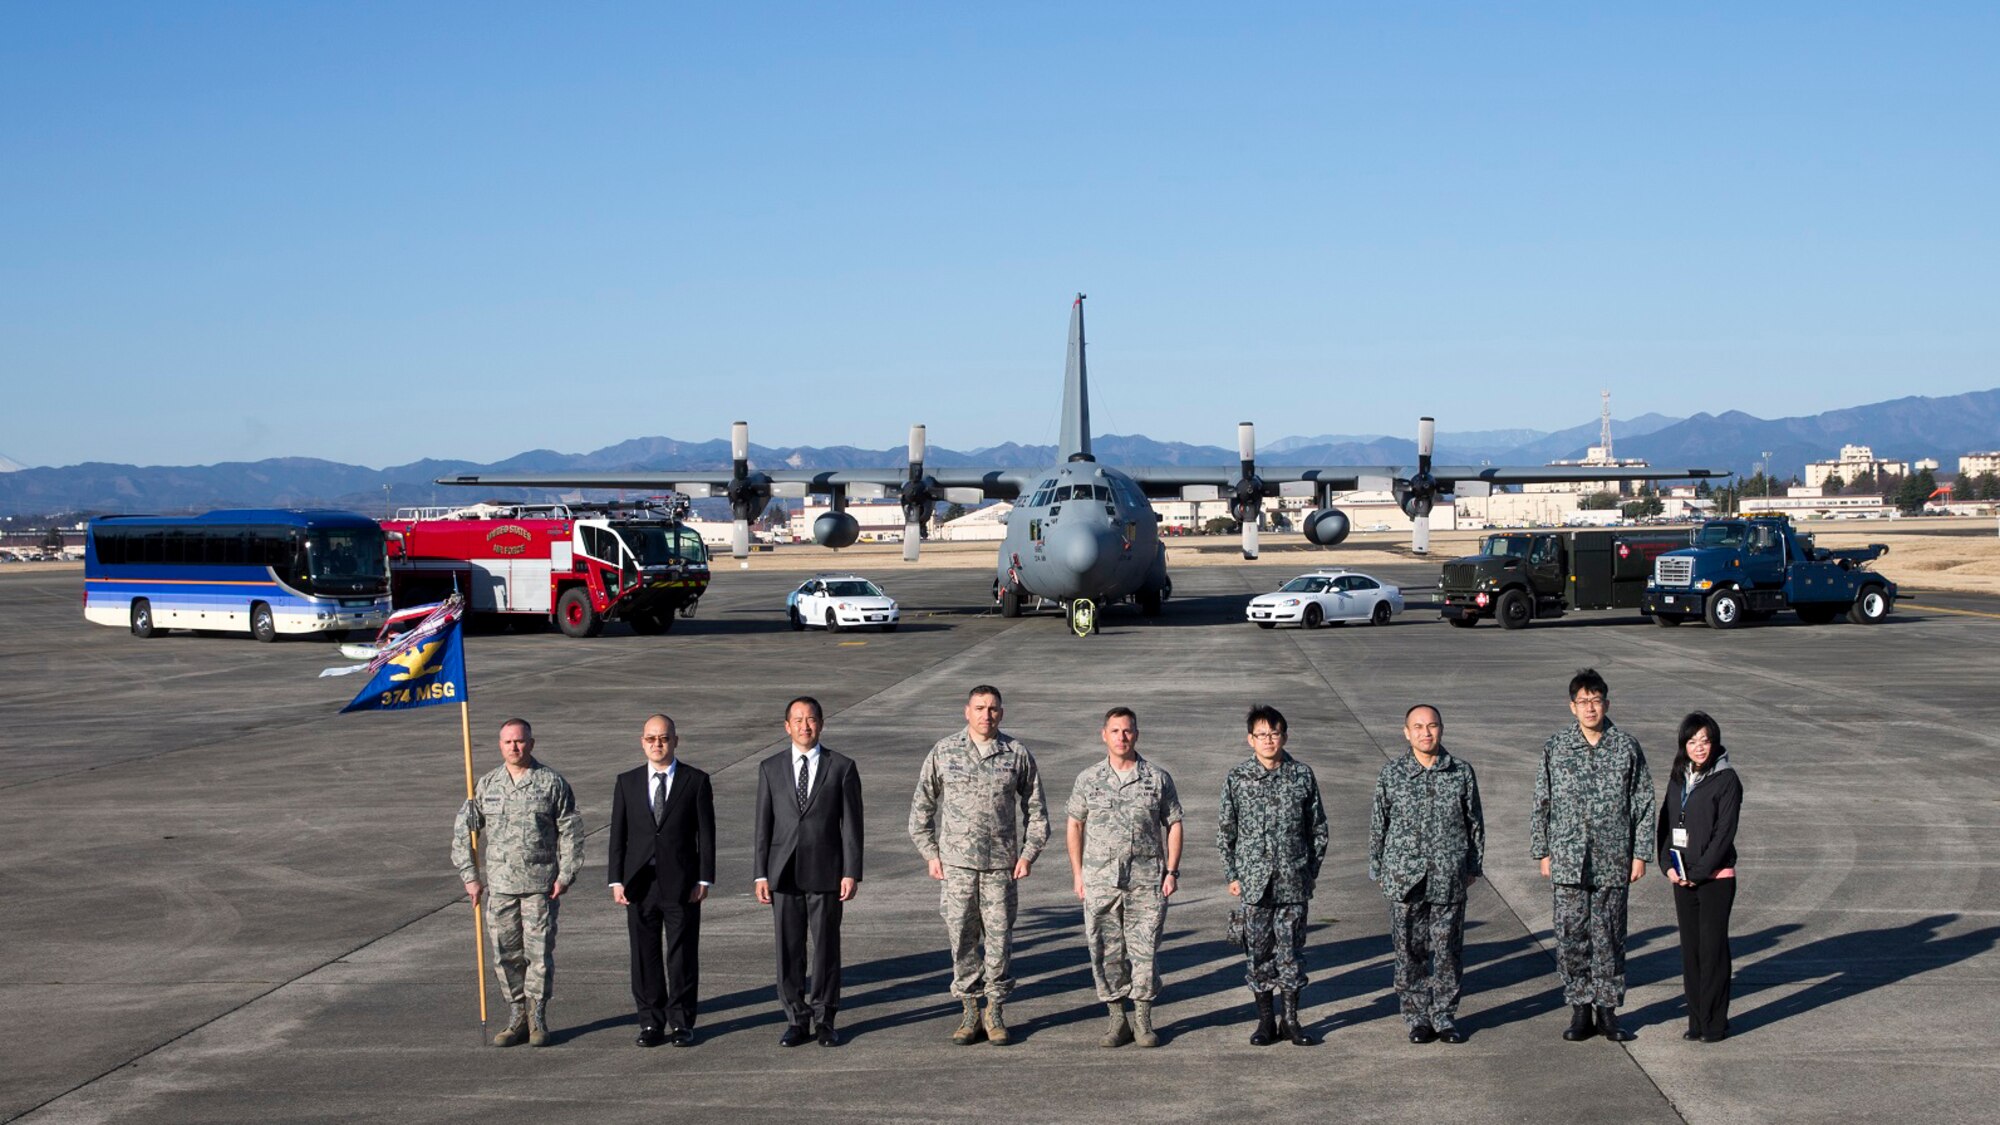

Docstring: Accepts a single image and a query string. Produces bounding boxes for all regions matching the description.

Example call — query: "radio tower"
[1599,390,1614,462]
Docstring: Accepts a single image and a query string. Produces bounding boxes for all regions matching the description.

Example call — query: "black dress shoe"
[1562,1004,1596,1041]
[668,1027,696,1047]
[1682,1028,1701,1041]
[1408,1024,1438,1044]
[635,1026,666,1048]
[1699,1029,1728,1043]
[817,1022,841,1047]
[1438,1027,1467,1044]
[779,1023,812,1048]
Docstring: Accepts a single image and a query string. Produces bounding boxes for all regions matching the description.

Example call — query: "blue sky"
[3,3,1995,469]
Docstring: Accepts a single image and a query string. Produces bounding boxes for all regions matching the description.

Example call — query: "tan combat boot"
[1130,1000,1159,1048]
[1100,1001,1132,1048]
[491,1004,529,1048]
[983,998,1011,1045]
[950,997,985,1045]
[527,999,549,1047]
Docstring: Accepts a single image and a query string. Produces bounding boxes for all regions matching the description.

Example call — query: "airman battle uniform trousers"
[942,865,1018,999]
[489,892,559,1006]
[1086,881,1168,1002]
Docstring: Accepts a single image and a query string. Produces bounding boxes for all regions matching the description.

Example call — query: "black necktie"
[652,772,667,825]
[795,755,810,812]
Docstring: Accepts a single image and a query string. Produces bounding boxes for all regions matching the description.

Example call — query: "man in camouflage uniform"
[1065,707,1184,1048]
[1216,704,1329,1047]
[1369,704,1484,1044]
[909,684,1050,1045]
[451,718,585,1047]
[1531,668,1655,1043]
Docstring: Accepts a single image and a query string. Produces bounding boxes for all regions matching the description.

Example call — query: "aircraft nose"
[1048,521,1119,586]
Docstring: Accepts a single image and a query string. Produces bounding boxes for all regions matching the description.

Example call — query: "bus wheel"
[250,602,277,643]
[556,588,602,637]
[130,599,158,638]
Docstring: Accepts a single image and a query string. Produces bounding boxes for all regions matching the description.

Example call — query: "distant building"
[1959,452,2000,477]
[935,503,1011,542]
[1803,444,1908,490]
[1521,446,1654,497]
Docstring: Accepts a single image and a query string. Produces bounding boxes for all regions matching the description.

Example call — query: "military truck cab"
[1643,517,1894,629]
[1438,529,1687,629]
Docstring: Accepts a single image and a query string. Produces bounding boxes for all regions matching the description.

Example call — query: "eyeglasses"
[1249,730,1284,742]
[1572,696,1606,707]
[642,735,675,745]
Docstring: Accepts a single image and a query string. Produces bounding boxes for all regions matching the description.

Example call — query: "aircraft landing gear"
[1068,598,1098,637]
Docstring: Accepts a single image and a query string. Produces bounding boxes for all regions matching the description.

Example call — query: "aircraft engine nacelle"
[812,511,860,550]
[1302,508,1351,546]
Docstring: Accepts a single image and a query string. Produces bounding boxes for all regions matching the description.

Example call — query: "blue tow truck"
[1644,516,1895,629]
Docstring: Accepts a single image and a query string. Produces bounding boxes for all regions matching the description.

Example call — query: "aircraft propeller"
[1395,416,1441,555]
[725,421,773,559]
[898,424,936,563]
[1229,421,1264,560]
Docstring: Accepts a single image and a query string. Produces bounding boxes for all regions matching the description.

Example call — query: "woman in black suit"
[1657,711,1742,1042]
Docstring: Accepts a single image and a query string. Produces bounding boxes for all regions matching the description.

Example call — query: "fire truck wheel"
[250,602,278,643]
[629,611,671,635]
[556,588,603,638]
[825,608,842,634]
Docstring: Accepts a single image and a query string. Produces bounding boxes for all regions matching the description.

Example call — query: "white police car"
[1246,569,1404,629]
[788,574,900,632]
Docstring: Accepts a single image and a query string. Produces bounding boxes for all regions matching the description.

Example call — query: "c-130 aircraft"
[440,296,1725,634]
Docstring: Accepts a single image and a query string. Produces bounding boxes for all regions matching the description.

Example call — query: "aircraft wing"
[434,467,1032,500]
[1119,463,1728,498]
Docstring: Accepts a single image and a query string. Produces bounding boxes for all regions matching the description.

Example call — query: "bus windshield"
[305,528,389,590]
[1483,536,1535,557]
[616,525,709,566]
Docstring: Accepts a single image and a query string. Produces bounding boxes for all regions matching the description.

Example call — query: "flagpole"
[462,697,488,1027]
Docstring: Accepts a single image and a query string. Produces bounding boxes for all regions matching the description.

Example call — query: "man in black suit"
[754,696,864,1047]
[609,713,716,1048]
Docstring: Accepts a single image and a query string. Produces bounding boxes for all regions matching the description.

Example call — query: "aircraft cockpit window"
[1056,485,1075,501]
[1093,485,1111,501]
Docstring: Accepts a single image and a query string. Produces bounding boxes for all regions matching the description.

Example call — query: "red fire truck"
[381,498,710,637]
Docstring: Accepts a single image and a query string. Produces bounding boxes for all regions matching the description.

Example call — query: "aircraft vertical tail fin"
[1059,293,1092,461]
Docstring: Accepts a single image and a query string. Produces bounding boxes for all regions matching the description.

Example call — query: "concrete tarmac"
[2,561,1996,1124]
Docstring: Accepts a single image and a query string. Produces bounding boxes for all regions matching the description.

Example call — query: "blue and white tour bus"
[84,509,392,640]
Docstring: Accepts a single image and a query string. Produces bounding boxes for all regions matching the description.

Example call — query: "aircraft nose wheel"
[1068,598,1098,637]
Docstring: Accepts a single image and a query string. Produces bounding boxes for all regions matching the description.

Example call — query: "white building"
[1804,445,1909,490]
[787,502,910,543]
[1522,447,1655,496]
[935,503,1012,541]
[1959,452,2000,477]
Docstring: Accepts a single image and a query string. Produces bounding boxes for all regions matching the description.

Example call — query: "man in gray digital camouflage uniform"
[1065,706,1184,1048]
[451,718,585,1047]
[1216,704,1329,1047]
[909,684,1050,1045]
[1531,668,1655,1043]
[1369,704,1484,1044]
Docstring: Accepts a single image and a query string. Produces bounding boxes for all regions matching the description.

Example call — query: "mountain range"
[4,389,1997,517]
